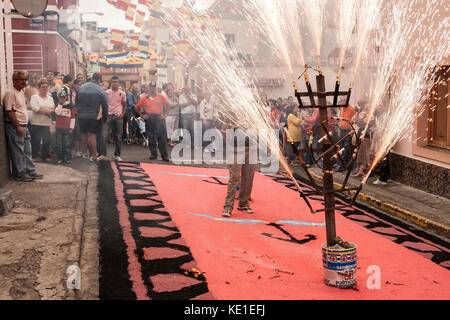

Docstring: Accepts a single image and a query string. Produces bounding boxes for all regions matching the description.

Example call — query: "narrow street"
[0,0,448,308]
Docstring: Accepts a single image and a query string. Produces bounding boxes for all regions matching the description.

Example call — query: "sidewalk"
[292,165,450,240]
[0,160,99,300]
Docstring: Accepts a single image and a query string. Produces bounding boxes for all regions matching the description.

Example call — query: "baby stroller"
[125,114,149,148]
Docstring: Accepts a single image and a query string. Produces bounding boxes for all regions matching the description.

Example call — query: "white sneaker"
[373,179,387,186]
[97,155,107,161]
[74,152,82,158]
[115,156,123,162]
[222,209,232,218]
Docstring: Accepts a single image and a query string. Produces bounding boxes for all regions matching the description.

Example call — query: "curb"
[356,192,450,237]
[303,170,450,238]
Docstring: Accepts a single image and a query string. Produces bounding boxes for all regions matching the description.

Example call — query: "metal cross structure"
[287,68,363,247]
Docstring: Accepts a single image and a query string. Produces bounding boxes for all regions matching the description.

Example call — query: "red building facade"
[10,0,79,76]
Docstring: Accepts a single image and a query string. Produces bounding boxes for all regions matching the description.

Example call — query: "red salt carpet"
[139,163,450,300]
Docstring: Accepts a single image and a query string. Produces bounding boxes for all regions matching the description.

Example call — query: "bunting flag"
[135,10,145,27]
[129,35,139,51]
[137,39,149,51]
[209,15,220,28]
[177,5,192,18]
[88,53,100,64]
[149,0,162,10]
[138,0,152,9]
[149,12,167,28]
[150,49,158,61]
[111,29,126,45]
[116,0,131,11]
[125,3,137,21]
[173,40,190,57]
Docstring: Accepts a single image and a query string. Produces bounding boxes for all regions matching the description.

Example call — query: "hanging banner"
[125,3,136,21]
[97,51,152,69]
[173,40,190,58]
[111,29,126,45]
[135,10,145,27]
[129,35,139,51]
[116,0,131,11]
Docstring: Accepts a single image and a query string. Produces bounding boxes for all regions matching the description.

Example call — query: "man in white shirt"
[4,71,44,181]
[179,87,198,148]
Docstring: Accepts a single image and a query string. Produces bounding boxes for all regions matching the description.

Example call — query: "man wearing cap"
[75,72,109,162]
[4,71,44,181]
[135,82,170,162]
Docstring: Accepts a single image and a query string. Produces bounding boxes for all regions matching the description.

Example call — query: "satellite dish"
[11,0,48,18]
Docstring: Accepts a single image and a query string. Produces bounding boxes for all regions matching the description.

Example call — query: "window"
[428,66,450,149]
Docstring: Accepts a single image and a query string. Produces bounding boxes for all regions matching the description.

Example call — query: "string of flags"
[88,50,157,69]
[93,0,225,68]
[105,0,166,29]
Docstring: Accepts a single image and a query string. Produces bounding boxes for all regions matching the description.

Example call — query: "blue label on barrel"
[322,249,357,271]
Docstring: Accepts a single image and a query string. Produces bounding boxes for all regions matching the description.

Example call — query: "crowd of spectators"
[3,70,387,185]
[2,70,222,181]
[260,91,383,182]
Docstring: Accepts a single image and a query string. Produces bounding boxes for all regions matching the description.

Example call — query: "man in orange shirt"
[338,99,356,167]
[135,82,170,162]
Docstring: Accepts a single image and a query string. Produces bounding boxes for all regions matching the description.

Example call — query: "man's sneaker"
[162,158,170,162]
[27,172,44,179]
[222,209,232,218]
[149,155,157,160]
[89,156,98,163]
[82,154,89,159]
[373,179,388,186]
[238,206,254,214]
[14,174,35,182]
[98,155,107,161]
[115,156,123,162]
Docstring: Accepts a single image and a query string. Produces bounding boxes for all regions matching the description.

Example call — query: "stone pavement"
[0,160,99,300]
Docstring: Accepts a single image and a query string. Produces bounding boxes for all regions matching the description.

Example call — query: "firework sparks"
[162,0,448,207]
[297,0,327,70]
[361,0,450,184]
[336,0,359,73]
[162,7,308,197]
[241,0,304,76]
[351,0,381,79]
